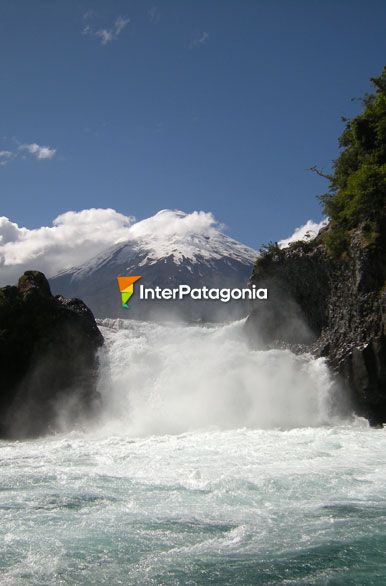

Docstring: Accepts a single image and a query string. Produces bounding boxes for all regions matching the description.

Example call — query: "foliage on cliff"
[248,67,386,426]
[321,66,386,254]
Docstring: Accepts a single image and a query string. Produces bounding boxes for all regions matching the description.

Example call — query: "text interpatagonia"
[139,284,267,303]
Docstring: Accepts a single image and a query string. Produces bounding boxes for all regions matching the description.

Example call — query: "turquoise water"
[1,427,386,585]
[1,319,385,584]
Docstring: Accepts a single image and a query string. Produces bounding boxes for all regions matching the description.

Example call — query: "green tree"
[319,66,386,254]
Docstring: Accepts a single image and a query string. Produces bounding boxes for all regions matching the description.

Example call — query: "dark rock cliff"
[245,222,386,425]
[0,271,104,438]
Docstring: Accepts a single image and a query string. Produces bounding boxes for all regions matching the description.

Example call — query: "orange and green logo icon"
[117,276,142,308]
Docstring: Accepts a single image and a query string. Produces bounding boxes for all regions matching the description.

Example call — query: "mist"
[93,318,350,437]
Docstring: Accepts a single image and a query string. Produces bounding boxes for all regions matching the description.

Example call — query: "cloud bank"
[278,219,328,248]
[0,209,135,285]
[0,208,224,286]
[0,207,331,286]
[129,209,220,240]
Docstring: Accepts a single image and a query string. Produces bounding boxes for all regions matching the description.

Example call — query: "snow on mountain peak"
[53,209,257,279]
[117,209,256,266]
[49,209,258,319]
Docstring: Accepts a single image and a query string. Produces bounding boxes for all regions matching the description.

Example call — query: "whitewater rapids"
[1,319,385,585]
[95,318,342,435]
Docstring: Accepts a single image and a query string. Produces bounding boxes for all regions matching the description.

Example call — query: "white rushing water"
[1,319,386,585]
[95,318,342,436]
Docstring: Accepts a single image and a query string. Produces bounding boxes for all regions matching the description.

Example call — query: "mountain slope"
[50,210,258,321]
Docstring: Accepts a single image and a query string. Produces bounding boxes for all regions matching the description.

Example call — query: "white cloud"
[129,209,220,240]
[20,143,56,160]
[0,208,233,285]
[126,210,258,266]
[0,217,26,245]
[0,150,13,166]
[83,15,129,45]
[0,208,135,285]
[278,219,328,249]
[190,32,209,49]
[114,16,130,35]
[95,29,114,45]
[0,143,56,167]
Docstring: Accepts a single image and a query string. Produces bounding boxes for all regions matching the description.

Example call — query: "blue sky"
[1,0,385,249]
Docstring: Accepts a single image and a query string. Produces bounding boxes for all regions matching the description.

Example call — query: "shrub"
[319,66,386,254]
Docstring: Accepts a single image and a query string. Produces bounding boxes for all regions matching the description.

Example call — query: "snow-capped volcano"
[50,210,258,321]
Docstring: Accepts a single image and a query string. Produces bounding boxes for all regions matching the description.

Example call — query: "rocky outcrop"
[245,222,386,425]
[0,271,104,438]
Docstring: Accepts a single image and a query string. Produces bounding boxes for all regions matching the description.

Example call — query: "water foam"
[95,318,346,436]
[1,319,380,586]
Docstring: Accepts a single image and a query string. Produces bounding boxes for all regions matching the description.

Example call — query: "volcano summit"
[50,210,258,321]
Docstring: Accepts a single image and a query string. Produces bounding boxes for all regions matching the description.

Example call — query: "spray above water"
[95,318,348,436]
